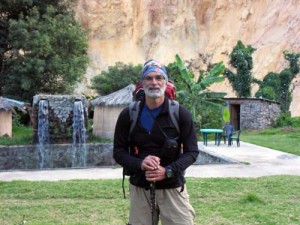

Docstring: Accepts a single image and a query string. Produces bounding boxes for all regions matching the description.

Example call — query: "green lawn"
[0,177,299,225]
[1,126,300,224]
[242,128,300,156]
[0,126,33,146]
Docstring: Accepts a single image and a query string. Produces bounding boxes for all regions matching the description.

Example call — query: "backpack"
[128,99,180,138]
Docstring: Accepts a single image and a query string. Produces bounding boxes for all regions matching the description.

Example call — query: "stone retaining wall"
[0,144,231,170]
[0,143,115,170]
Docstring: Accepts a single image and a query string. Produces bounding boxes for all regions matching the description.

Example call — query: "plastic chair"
[221,123,234,144]
[228,130,241,147]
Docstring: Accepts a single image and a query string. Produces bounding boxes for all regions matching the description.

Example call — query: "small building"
[0,97,27,137]
[91,84,135,139]
[224,98,281,130]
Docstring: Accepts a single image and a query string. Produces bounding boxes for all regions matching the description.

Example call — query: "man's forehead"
[145,72,163,77]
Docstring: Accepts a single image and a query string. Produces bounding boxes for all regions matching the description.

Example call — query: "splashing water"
[37,99,50,168]
[72,100,87,167]
[72,100,86,144]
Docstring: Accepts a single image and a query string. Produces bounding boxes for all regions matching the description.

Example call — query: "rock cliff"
[75,0,300,116]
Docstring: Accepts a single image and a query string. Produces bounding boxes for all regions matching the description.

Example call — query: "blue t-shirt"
[139,104,162,132]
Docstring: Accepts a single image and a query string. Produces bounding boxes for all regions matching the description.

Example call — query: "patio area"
[0,141,300,181]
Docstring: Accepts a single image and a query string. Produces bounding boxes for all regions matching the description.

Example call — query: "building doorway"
[230,104,240,130]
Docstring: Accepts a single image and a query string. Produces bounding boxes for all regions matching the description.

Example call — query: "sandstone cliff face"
[75,0,300,116]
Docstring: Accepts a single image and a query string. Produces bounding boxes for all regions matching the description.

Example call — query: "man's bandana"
[142,59,168,82]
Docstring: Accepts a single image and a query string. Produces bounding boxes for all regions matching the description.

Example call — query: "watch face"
[166,169,172,178]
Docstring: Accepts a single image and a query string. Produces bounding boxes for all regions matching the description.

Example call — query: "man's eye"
[145,76,164,81]
[145,77,153,81]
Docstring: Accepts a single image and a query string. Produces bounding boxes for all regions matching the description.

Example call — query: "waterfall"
[37,99,50,168]
[72,100,87,167]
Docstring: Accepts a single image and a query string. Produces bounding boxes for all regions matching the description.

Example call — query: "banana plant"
[175,54,226,127]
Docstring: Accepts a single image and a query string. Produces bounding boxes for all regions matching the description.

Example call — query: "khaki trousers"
[129,184,195,225]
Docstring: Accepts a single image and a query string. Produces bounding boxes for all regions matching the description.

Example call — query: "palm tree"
[175,54,226,128]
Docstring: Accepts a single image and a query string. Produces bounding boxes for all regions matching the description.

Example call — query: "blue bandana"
[141,59,168,82]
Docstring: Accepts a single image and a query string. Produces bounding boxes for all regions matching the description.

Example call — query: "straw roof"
[91,84,135,106]
[0,97,27,113]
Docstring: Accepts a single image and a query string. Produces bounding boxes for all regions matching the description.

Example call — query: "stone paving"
[1,141,300,181]
[186,141,300,178]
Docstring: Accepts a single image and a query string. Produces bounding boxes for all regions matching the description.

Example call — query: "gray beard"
[144,85,166,99]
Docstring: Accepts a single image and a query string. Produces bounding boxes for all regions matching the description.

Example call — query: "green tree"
[224,40,256,97]
[174,54,226,129]
[280,51,300,112]
[278,69,294,113]
[255,72,280,100]
[0,1,87,102]
[90,62,142,95]
[255,51,299,113]
[1,0,65,94]
[284,51,300,75]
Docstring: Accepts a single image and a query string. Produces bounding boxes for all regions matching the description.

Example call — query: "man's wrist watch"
[165,166,173,178]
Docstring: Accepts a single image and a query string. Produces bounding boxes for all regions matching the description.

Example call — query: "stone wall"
[32,95,88,144]
[0,143,115,170]
[0,143,231,170]
[241,100,281,130]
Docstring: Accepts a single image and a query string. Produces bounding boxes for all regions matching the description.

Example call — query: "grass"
[1,126,300,224]
[0,176,300,225]
[242,127,300,156]
[0,125,33,146]
[198,126,300,156]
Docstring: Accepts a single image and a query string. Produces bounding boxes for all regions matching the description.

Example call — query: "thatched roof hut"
[0,97,27,137]
[91,84,135,139]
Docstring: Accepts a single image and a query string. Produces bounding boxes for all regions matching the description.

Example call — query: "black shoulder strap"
[123,101,141,199]
[128,100,180,137]
[128,101,141,140]
[168,99,180,134]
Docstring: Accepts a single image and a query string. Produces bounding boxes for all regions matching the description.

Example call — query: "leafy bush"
[90,62,142,95]
[224,40,256,97]
[255,51,299,113]
[278,69,293,112]
[274,113,300,128]
[200,107,224,129]
[0,125,33,145]
[255,72,280,100]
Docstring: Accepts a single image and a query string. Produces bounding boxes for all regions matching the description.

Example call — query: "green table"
[200,129,223,146]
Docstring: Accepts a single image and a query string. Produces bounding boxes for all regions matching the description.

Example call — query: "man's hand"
[145,165,166,182]
[141,155,160,171]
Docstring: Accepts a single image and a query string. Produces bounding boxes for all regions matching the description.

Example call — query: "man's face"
[142,72,166,99]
